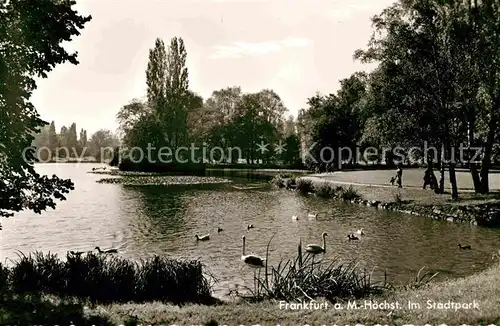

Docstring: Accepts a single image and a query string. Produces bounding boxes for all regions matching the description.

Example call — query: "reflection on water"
[1,164,500,299]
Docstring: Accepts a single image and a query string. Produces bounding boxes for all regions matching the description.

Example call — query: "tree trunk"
[449,162,459,200]
[466,119,482,192]
[470,164,481,191]
[479,117,497,194]
[437,161,445,194]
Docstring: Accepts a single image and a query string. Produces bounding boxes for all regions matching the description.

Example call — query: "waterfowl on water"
[347,234,359,240]
[217,227,223,233]
[241,235,265,267]
[292,215,299,221]
[355,228,364,235]
[68,250,85,256]
[94,246,118,254]
[457,244,471,250]
[195,234,210,241]
[247,224,254,230]
[305,232,327,254]
[306,210,319,219]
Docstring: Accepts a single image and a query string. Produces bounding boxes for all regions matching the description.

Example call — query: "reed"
[242,238,387,302]
[296,179,314,195]
[338,186,362,201]
[314,183,336,198]
[269,175,286,188]
[4,251,212,304]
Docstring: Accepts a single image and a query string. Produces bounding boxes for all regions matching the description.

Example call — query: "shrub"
[399,267,439,290]
[315,183,335,198]
[243,239,387,302]
[339,186,361,201]
[0,263,9,294]
[296,179,314,194]
[269,175,285,188]
[393,191,403,203]
[6,251,213,304]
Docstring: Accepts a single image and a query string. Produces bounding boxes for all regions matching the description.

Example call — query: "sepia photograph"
[1,0,499,324]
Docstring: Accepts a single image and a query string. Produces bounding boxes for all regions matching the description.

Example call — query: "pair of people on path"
[423,165,438,190]
[390,164,403,188]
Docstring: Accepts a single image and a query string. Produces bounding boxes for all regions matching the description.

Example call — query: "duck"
[306,210,319,219]
[355,228,364,236]
[305,232,327,254]
[68,250,85,257]
[347,234,359,240]
[241,235,265,267]
[247,224,254,230]
[195,234,210,241]
[457,244,471,250]
[292,215,299,221]
[217,227,223,233]
[94,246,118,254]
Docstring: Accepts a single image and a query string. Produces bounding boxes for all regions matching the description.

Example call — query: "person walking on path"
[423,164,438,190]
[396,164,403,188]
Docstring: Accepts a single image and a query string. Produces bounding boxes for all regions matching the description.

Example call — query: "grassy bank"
[2,249,499,324]
[0,252,213,305]
[91,257,500,325]
[296,176,500,227]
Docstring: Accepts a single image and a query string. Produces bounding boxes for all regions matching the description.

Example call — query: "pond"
[1,163,500,299]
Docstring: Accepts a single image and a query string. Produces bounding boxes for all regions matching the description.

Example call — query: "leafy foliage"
[0,0,92,220]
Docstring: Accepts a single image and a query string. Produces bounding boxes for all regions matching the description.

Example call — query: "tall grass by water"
[1,251,213,305]
[297,178,362,201]
[296,179,314,194]
[237,238,387,303]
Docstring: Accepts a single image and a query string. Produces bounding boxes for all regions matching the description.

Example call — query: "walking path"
[311,168,500,191]
[302,169,499,205]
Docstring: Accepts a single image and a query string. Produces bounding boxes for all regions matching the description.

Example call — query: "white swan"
[307,212,318,219]
[94,246,118,254]
[305,232,327,254]
[241,235,265,267]
[306,210,320,220]
[355,228,364,235]
[195,233,210,241]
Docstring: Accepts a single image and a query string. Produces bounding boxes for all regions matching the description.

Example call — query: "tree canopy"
[0,0,91,221]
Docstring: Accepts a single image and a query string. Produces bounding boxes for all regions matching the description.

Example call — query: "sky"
[31,0,395,136]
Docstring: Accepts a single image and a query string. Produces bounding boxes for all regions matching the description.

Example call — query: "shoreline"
[90,260,500,324]
[298,176,500,227]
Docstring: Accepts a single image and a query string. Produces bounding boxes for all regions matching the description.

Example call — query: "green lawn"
[316,168,500,191]
[91,259,500,325]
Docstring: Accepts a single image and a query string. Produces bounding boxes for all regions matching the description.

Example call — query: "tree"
[32,125,50,161]
[201,86,243,152]
[355,0,465,199]
[283,115,296,138]
[116,98,152,147]
[59,126,68,157]
[145,37,190,150]
[299,73,367,170]
[48,121,59,159]
[165,37,190,148]
[88,129,116,162]
[470,0,500,193]
[79,128,88,156]
[0,0,91,222]
[67,123,78,156]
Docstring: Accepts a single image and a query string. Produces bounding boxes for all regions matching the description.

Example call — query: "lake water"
[1,163,499,299]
